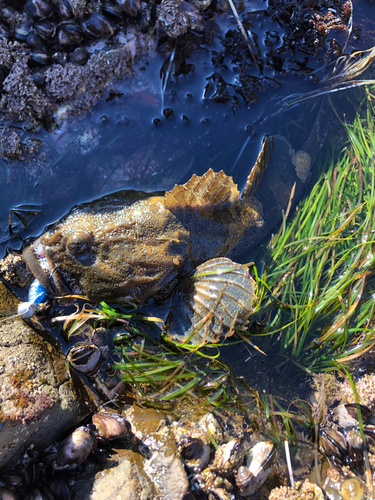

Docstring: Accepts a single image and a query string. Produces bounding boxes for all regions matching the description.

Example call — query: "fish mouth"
[23,242,72,298]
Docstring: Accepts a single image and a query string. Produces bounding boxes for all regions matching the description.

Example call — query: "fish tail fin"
[242,135,273,202]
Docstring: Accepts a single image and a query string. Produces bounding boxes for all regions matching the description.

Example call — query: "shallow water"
[1,0,375,394]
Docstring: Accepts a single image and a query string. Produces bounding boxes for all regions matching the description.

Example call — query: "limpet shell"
[167,257,255,343]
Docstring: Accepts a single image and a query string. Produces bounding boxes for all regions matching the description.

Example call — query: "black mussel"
[31,68,47,87]
[115,0,142,17]
[26,0,52,19]
[211,438,246,475]
[345,429,364,470]
[363,423,375,443]
[82,13,116,38]
[180,437,211,472]
[58,24,82,46]
[236,441,276,497]
[34,19,56,40]
[30,44,50,65]
[15,18,32,41]
[59,0,73,19]
[102,1,124,19]
[0,23,11,40]
[72,46,89,65]
[67,342,109,376]
[319,428,347,459]
[49,474,71,500]
[167,258,255,343]
[26,32,42,48]
[53,425,97,471]
[344,403,372,423]
[92,412,130,441]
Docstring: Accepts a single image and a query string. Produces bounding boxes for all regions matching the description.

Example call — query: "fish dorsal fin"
[165,168,240,211]
[242,135,273,202]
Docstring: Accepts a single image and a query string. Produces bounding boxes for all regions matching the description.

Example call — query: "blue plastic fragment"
[28,278,47,304]
[18,279,48,319]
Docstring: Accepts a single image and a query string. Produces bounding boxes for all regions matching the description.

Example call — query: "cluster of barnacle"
[0,410,131,500]
[171,412,277,500]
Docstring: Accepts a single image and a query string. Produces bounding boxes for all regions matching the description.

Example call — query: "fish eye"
[66,233,91,256]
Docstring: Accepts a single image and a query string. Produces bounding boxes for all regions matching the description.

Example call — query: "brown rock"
[0,281,93,468]
[90,450,155,500]
[126,406,191,500]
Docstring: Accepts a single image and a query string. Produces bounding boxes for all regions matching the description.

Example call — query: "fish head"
[23,224,98,300]
[23,193,190,304]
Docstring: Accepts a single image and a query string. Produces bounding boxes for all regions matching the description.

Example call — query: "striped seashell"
[167,257,255,343]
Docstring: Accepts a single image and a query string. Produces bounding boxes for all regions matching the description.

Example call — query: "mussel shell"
[53,425,96,470]
[167,258,255,343]
[116,0,142,17]
[211,437,246,474]
[180,437,211,472]
[26,32,42,48]
[344,403,372,423]
[67,342,109,376]
[92,412,130,441]
[26,0,52,19]
[198,413,223,445]
[72,46,89,65]
[15,19,32,41]
[82,13,116,38]
[102,1,124,19]
[31,68,47,87]
[236,440,276,496]
[58,24,82,46]
[34,19,56,40]
[59,0,73,19]
[30,45,50,65]
[319,428,347,458]
[363,423,375,443]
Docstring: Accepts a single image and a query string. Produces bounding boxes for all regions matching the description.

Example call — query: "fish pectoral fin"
[242,135,273,202]
[164,169,240,212]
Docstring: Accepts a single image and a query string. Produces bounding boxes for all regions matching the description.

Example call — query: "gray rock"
[0,280,94,468]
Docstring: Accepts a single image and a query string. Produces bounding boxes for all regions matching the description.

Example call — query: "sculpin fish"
[23,135,311,306]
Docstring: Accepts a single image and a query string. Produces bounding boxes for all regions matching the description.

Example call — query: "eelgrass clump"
[112,339,240,405]
[250,89,375,379]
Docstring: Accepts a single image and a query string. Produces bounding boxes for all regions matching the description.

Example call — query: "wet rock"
[0,280,93,469]
[0,128,24,161]
[1,51,50,123]
[0,253,32,287]
[269,479,324,500]
[157,0,205,38]
[89,449,155,500]
[126,405,190,500]
[0,30,153,129]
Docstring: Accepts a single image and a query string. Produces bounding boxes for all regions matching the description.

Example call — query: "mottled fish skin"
[23,135,306,304]
[23,180,262,303]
